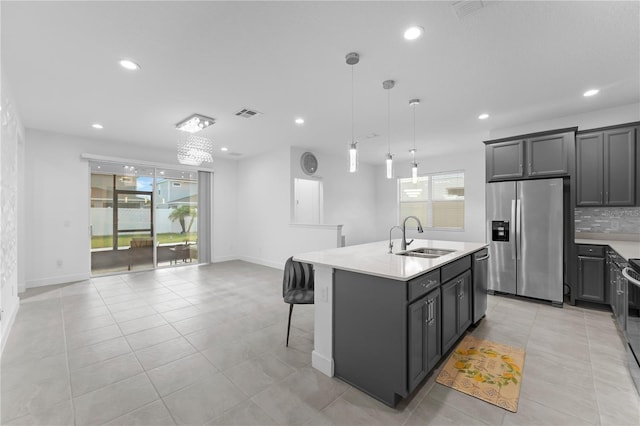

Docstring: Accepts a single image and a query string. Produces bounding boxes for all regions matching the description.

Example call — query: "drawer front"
[577,244,605,257]
[441,255,472,283]
[408,270,440,301]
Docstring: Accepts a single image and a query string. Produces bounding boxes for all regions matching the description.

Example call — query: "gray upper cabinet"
[576,133,604,205]
[605,127,636,205]
[486,140,524,180]
[576,126,636,206]
[486,131,572,182]
[527,134,570,177]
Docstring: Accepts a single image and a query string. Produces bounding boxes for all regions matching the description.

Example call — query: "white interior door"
[294,178,321,224]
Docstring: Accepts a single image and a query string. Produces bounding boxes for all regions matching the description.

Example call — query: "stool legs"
[286,304,294,347]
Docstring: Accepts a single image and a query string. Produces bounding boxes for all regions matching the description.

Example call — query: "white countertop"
[575,238,640,260]
[294,239,487,281]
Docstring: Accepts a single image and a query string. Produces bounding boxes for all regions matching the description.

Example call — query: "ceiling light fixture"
[404,26,424,41]
[383,79,395,179]
[346,52,360,173]
[409,98,420,184]
[220,147,229,152]
[176,133,213,166]
[91,123,104,129]
[176,113,215,165]
[478,113,489,120]
[119,59,140,71]
[175,113,216,133]
[583,89,599,97]
[295,118,305,125]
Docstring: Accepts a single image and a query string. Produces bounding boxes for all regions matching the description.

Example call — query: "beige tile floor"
[2,260,639,425]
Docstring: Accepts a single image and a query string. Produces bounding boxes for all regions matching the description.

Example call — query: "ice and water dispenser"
[491,221,509,242]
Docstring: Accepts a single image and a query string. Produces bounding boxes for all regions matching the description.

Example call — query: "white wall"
[1,72,24,352]
[373,144,487,245]
[290,147,377,246]
[237,146,377,269]
[22,129,238,287]
[490,102,640,139]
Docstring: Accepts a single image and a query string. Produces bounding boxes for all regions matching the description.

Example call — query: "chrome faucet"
[388,226,403,253]
[401,216,424,250]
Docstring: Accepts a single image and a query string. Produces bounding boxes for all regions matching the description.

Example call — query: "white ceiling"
[2,1,639,166]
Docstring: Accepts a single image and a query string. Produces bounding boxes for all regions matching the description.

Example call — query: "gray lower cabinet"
[441,270,472,355]
[576,244,606,304]
[577,256,606,303]
[333,255,477,407]
[576,126,636,206]
[407,288,441,392]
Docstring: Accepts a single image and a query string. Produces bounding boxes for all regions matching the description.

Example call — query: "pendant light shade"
[383,79,395,179]
[409,98,420,183]
[349,142,358,173]
[346,52,360,173]
[411,159,418,184]
[386,153,393,179]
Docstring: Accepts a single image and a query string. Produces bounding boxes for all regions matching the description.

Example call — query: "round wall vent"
[300,152,318,176]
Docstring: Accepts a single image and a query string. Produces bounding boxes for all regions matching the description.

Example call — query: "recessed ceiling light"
[583,89,599,97]
[478,113,490,120]
[221,147,229,152]
[295,118,305,125]
[92,123,104,129]
[404,26,424,41]
[119,59,140,71]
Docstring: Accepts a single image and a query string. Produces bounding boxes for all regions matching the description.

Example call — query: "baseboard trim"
[26,272,91,289]
[1,300,20,355]
[238,256,282,270]
[211,255,240,263]
[312,350,334,377]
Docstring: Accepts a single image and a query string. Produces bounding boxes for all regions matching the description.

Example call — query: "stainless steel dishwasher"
[473,248,490,324]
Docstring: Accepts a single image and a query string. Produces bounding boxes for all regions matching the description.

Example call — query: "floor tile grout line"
[90,277,181,426]
[59,279,96,426]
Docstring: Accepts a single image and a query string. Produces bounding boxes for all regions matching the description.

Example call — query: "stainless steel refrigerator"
[486,178,564,305]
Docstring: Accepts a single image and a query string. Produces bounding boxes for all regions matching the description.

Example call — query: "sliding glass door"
[90,161,203,275]
[155,169,199,267]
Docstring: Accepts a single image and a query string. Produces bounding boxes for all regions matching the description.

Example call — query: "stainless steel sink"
[396,247,456,258]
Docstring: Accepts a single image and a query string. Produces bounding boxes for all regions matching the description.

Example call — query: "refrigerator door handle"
[510,199,517,260]
[516,199,522,260]
[509,200,516,260]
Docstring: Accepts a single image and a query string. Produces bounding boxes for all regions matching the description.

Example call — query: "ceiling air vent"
[234,108,262,118]
[452,0,484,19]
[227,152,243,157]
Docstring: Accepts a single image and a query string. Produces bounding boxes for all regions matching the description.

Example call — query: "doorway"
[89,162,201,275]
[294,178,323,224]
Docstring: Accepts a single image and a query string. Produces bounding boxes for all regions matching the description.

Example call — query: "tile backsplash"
[575,207,640,235]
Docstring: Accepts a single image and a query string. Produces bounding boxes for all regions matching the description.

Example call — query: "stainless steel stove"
[624,259,640,395]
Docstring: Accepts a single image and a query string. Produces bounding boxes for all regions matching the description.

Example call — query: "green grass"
[91,232,198,249]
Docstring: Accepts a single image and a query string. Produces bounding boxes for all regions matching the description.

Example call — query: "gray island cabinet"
[294,239,487,408]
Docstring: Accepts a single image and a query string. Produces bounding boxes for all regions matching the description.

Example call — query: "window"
[398,171,464,230]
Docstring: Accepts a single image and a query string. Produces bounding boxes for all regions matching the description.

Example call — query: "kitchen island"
[294,239,487,407]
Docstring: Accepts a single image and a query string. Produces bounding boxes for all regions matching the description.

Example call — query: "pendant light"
[346,52,360,173]
[409,98,420,184]
[383,80,395,179]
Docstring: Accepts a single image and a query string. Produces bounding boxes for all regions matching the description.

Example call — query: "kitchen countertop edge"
[294,239,488,281]
[575,238,640,260]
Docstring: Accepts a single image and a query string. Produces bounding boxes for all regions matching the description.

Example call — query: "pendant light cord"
[351,65,355,145]
[387,89,391,154]
[412,104,416,161]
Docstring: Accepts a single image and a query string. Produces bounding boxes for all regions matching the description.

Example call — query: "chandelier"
[177,132,213,166]
[175,113,215,166]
